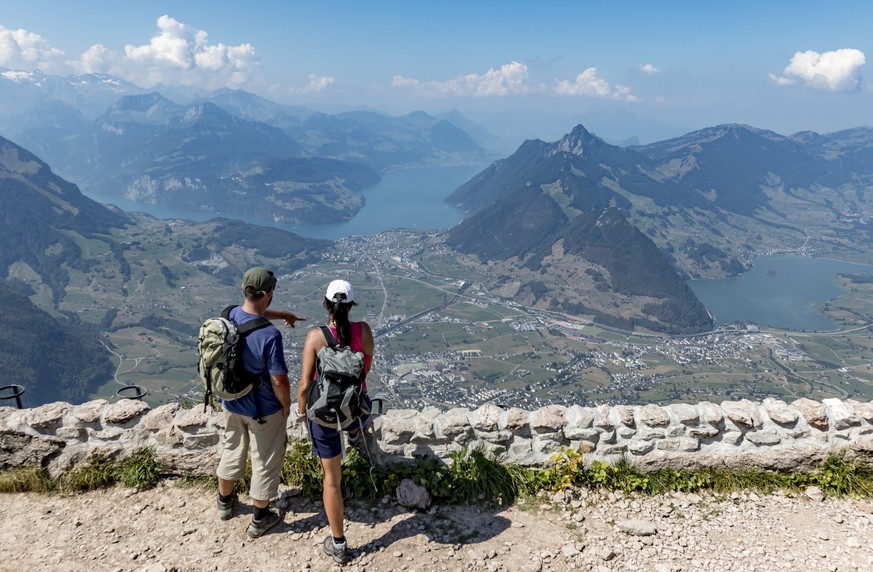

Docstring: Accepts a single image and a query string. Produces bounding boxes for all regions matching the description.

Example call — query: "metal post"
[116,385,148,400]
[370,397,385,415]
[0,385,25,409]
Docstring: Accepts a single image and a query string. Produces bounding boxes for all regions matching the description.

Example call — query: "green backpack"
[197,305,270,410]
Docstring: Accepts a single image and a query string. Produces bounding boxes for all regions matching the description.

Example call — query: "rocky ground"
[1,481,872,572]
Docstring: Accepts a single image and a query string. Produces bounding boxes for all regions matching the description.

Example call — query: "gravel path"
[1,481,872,571]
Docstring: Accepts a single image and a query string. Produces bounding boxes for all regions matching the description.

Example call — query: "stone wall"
[2,397,873,479]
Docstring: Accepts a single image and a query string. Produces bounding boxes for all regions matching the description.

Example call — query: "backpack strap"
[319,325,338,349]
[223,305,273,424]
[224,305,272,335]
[237,317,271,335]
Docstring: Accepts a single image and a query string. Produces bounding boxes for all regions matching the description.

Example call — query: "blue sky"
[1,1,871,143]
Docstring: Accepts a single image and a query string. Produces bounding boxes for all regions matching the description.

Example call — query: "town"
[266,231,873,413]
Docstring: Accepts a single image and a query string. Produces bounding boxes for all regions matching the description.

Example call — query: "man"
[215,266,304,538]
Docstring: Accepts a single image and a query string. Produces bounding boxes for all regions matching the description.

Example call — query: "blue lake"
[83,164,485,240]
[688,256,873,332]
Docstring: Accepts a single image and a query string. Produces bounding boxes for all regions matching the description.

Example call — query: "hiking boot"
[247,507,283,539]
[323,535,349,564]
[217,492,237,521]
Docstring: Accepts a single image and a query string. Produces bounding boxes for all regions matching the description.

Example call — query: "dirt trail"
[1,481,872,572]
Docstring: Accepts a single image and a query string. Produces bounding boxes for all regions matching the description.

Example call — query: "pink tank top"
[327,321,371,390]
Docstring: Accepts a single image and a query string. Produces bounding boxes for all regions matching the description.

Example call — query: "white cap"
[325,279,355,303]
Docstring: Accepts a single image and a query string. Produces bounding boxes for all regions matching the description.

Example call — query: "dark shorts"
[308,395,371,459]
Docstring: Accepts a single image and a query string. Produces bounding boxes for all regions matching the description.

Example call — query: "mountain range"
[445,123,873,333]
[1,69,491,225]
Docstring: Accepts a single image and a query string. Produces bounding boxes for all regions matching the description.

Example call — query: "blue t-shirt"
[222,306,288,418]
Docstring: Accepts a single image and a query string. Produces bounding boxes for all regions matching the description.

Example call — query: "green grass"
[0,467,54,493]
[0,447,164,494]
[2,443,872,506]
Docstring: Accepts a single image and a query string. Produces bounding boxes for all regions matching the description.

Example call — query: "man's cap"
[242,267,277,293]
[325,279,355,303]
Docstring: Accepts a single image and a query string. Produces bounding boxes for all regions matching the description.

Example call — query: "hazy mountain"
[1,71,490,225]
[285,109,486,170]
[631,123,828,216]
[61,92,305,178]
[436,109,505,152]
[0,69,147,135]
[206,88,313,127]
[15,93,384,224]
[789,127,873,185]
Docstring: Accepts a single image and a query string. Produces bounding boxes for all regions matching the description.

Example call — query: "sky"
[1,1,871,144]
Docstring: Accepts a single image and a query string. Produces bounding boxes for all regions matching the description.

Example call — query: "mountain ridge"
[0,136,331,403]
[443,122,873,333]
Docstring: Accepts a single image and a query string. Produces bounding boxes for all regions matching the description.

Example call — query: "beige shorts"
[216,409,287,501]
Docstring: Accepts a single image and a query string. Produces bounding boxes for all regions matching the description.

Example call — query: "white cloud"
[639,63,661,74]
[771,48,866,91]
[391,75,420,89]
[393,61,543,97]
[0,25,65,72]
[74,44,114,74]
[555,67,639,101]
[767,72,794,86]
[393,62,638,102]
[0,17,262,90]
[290,74,334,94]
[120,15,258,88]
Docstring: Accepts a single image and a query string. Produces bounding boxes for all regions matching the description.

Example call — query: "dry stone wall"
[2,397,873,478]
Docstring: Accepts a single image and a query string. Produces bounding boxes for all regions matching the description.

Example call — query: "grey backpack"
[306,326,369,429]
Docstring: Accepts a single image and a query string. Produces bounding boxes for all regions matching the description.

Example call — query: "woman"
[296,279,373,565]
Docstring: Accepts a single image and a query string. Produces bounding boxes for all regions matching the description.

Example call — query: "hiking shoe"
[323,535,349,564]
[247,507,283,539]
[217,493,237,521]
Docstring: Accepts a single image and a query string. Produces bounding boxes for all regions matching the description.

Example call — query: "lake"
[688,256,873,332]
[83,164,485,240]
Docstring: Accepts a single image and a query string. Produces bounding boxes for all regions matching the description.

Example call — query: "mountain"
[0,135,131,302]
[445,126,713,334]
[0,70,491,225]
[0,137,332,405]
[445,122,873,331]
[0,69,146,135]
[206,88,312,127]
[285,109,486,170]
[15,93,381,224]
[632,124,827,216]
[50,92,305,183]
[0,281,114,406]
[0,136,130,402]
[436,109,505,151]
[789,127,873,186]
